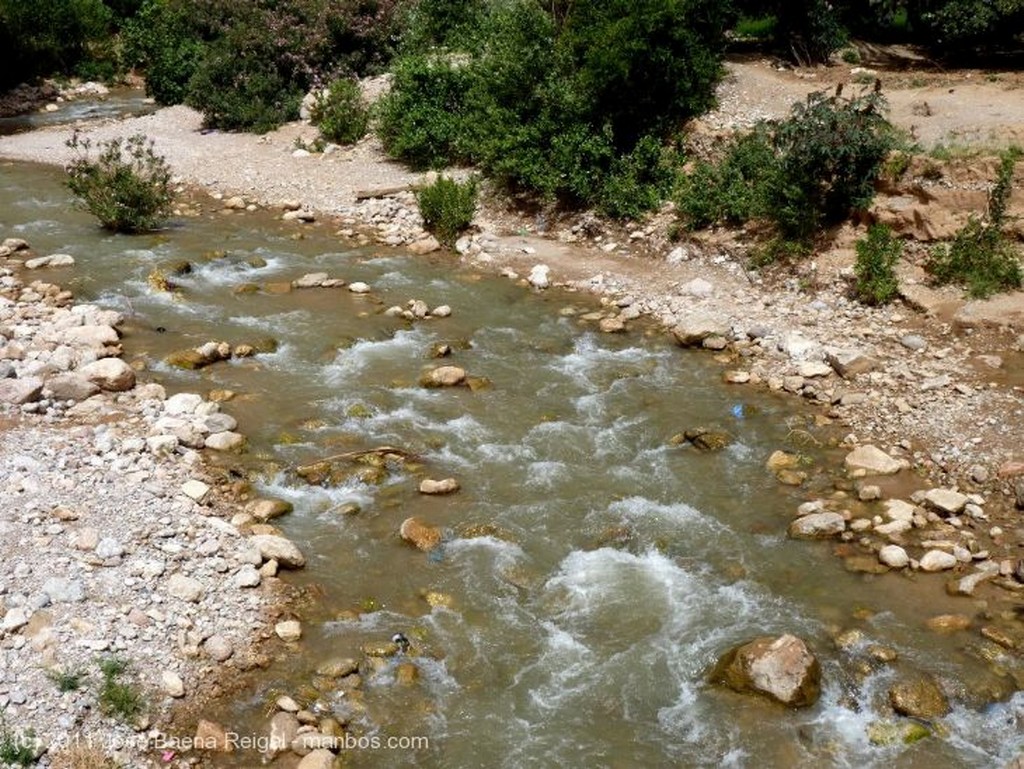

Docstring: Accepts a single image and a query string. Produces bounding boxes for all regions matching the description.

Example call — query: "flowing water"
[0,87,156,137]
[2,161,1023,768]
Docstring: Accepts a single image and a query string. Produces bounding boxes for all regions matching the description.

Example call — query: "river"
[2,160,1022,768]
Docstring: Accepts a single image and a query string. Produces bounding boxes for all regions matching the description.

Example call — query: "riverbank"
[0,258,308,766]
[1,56,1024,765]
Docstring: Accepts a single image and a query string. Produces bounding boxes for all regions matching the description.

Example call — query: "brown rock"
[711,634,821,707]
[925,614,971,633]
[419,477,460,495]
[78,358,136,391]
[420,365,466,387]
[888,675,949,719]
[400,517,442,551]
[245,498,294,522]
[194,719,234,752]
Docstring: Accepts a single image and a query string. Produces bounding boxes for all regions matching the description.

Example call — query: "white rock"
[161,671,185,698]
[204,431,245,451]
[883,499,916,522]
[167,574,204,602]
[275,620,302,642]
[250,534,306,568]
[922,488,968,515]
[348,281,371,294]
[78,358,135,391]
[165,392,204,416]
[919,550,957,572]
[844,445,903,475]
[879,545,910,568]
[681,278,713,297]
[528,264,550,289]
[181,479,210,502]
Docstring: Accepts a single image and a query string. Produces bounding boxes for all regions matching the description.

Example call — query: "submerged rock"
[888,675,949,719]
[679,427,732,452]
[711,633,821,707]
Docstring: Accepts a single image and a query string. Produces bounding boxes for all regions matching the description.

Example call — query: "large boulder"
[711,634,821,707]
[844,445,903,475]
[45,373,99,402]
[61,324,119,349]
[78,358,136,391]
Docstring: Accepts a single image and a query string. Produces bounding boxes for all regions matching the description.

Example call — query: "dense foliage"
[380,0,727,217]
[65,132,174,232]
[677,90,898,241]
[926,149,1023,298]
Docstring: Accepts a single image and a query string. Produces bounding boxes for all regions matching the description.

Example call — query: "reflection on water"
[2,161,1022,768]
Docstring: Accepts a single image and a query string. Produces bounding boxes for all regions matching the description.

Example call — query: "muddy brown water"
[2,161,1023,768]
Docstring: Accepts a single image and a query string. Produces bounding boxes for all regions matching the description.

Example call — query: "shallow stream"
[2,161,1022,768]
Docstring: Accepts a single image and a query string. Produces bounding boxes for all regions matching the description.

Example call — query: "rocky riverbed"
[0,250,313,767]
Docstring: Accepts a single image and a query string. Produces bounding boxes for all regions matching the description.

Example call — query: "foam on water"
[323,329,430,382]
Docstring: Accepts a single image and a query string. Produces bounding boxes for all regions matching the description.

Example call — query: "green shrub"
[678,90,896,240]
[96,656,143,721]
[854,224,902,305]
[734,15,777,40]
[65,132,174,233]
[400,0,488,52]
[312,78,369,145]
[926,149,1022,298]
[122,0,209,105]
[47,666,87,692]
[0,723,35,766]
[676,128,775,229]
[416,175,477,246]
[376,55,475,170]
[774,0,847,64]
[598,137,681,220]
[381,0,730,218]
[186,34,303,132]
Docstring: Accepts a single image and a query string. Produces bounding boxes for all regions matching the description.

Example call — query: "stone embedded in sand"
[419,478,460,495]
[400,516,442,551]
[844,445,903,475]
[922,488,968,515]
[0,376,43,405]
[420,365,466,388]
[194,720,234,752]
[711,634,821,707]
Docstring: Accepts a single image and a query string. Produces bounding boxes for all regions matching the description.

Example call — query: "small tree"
[65,132,174,233]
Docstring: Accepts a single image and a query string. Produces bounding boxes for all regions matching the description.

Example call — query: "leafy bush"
[678,90,897,240]
[676,128,775,229]
[416,175,477,246]
[598,137,681,220]
[376,55,475,170]
[312,78,369,145]
[186,33,303,132]
[121,0,210,104]
[854,224,902,305]
[65,132,174,233]
[926,149,1023,298]
[400,0,488,52]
